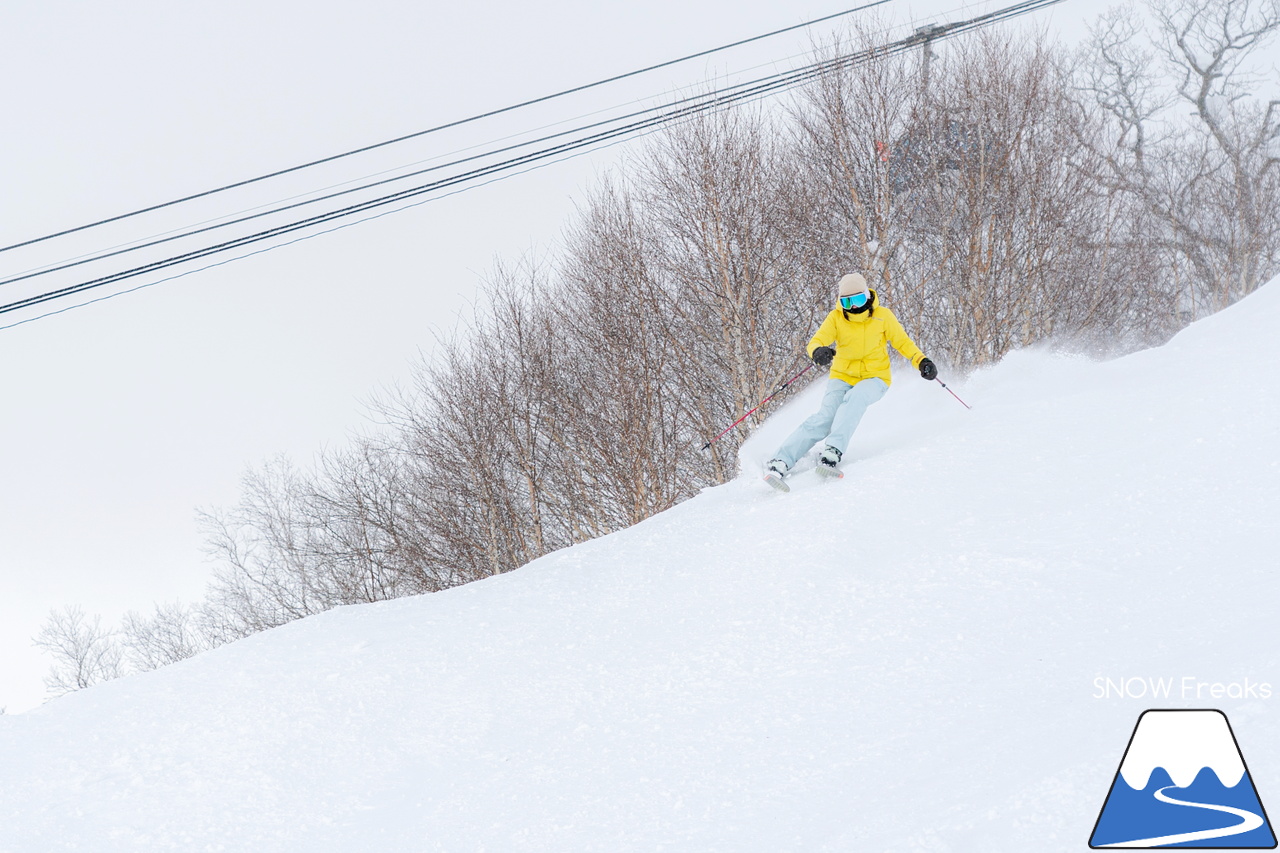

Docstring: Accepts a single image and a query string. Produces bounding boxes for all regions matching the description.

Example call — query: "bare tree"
[636,105,818,479]
[1078,0,1280,316]
[198,459,328,635]
[790,22,926,293]
[196,442,441,639]
[33,606,124,696]
[558,178,698,528]
[795,24,1179,365]
[920,29,1174,361]
[119,601,216,672]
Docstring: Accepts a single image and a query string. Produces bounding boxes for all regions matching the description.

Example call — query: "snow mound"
[2,278,1278,851]
[1119,710,1245,789]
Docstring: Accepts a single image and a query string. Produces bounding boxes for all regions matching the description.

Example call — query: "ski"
[763,471,790,492]
[764,465,842,491]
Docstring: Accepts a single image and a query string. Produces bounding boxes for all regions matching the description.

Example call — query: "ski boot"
[816,446,843,479]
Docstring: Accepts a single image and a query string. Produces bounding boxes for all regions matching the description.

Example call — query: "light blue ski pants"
[772,377,888,468]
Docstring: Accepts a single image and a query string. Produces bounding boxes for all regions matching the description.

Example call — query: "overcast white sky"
[0,0,1107,712]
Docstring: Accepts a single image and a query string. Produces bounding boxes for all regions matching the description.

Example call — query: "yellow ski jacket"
[806,291,926,387]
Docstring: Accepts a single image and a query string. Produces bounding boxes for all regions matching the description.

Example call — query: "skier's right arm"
[806,313,837,364]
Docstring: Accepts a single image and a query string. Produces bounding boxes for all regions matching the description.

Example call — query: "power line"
[0,136,661,334]
[0,63,854,291]
[2,46,831,284]
[0,0,899,257]
[0,0,1060,295]
[0,0,1064,323]
[5,0,1011,285]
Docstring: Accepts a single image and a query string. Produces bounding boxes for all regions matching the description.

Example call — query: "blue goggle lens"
[840,292,868,310]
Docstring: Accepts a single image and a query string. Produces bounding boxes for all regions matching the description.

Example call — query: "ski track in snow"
[1,278,1279,850]
[1100,785,1264,847]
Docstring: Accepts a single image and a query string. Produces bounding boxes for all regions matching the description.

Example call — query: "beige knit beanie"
[838,273,868,297]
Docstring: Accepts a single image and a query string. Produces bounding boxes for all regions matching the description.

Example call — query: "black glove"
[919,357,937,381]
[812,346,835,367]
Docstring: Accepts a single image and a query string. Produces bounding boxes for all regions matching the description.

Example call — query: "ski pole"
[701,363,815,451]
[935,377,971,409]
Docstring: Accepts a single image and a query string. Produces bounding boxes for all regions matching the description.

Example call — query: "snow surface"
[2,279,1279,851]
[1118,710,1245,789]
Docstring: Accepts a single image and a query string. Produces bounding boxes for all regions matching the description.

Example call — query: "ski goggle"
[840,291,869,310]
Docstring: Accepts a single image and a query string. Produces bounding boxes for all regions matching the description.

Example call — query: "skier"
[764,273,936,490]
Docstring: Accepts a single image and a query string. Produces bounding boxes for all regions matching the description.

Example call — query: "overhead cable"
[0,0,899,256]
[0,0,1064,321]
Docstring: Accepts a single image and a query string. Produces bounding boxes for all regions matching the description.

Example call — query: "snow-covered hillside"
[3,281,1278,851]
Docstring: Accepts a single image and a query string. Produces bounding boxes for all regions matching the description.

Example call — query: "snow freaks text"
[1093,677,1274,701]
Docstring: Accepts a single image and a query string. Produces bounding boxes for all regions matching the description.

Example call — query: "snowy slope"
[2,281,1279,852]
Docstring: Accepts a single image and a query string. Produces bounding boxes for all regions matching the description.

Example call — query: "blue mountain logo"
[1090,709,1276,848]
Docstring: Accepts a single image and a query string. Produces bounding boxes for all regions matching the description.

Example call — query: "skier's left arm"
[885,309,937,380]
